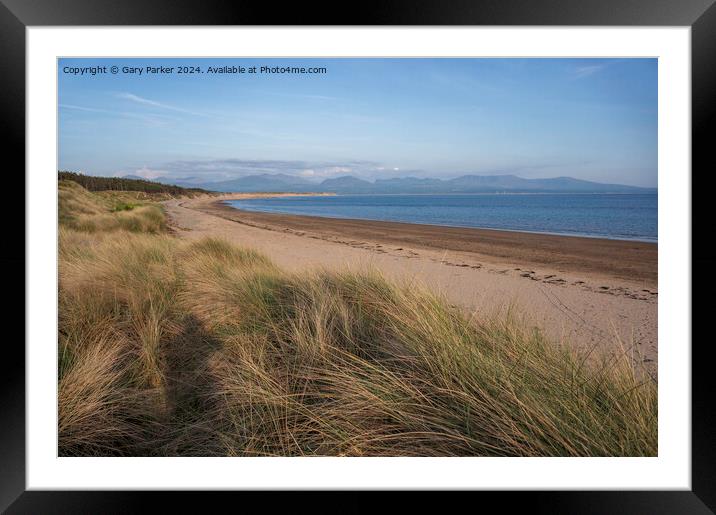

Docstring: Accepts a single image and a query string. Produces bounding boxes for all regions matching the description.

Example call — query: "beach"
[164,194,658,371]
[54,54,663,464]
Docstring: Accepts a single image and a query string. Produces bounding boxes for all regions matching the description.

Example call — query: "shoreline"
[223,199,658,244]
[203,196,657,286]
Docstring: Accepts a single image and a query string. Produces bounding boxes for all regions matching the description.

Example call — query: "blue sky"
[58,58,657,187]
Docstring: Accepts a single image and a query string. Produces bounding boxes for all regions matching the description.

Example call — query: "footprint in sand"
[545,278,566,284]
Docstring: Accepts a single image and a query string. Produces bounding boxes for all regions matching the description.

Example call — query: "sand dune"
[164,195,657,372]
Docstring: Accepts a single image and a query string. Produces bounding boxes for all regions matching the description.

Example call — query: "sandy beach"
[164,194,658,372]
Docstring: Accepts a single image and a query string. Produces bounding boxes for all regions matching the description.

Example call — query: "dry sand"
[164,194,658,372]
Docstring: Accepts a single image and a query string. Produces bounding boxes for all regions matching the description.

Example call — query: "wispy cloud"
[573,64,606,79]
[137,158,397,182]
[115,92,207,117]
[59,103,174,126]
[59,103,107,113]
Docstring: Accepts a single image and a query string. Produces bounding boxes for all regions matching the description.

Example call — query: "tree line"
[58,171,210,195]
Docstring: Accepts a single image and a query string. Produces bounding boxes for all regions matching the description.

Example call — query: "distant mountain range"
[149,173,656,194]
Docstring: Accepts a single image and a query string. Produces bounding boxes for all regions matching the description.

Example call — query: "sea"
[224,193,658,242]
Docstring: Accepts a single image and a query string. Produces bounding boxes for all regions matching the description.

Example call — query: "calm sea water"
[225,193,658,242]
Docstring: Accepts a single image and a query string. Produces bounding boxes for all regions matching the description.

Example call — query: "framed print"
[3,0,715,511]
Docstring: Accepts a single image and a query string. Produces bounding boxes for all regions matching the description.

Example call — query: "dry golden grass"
[59,180,167,233]
[58,183,657,456]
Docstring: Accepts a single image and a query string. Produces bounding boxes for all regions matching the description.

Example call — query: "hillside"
[154,173,656,194]
[200,173,317,193]
[319,175,374,193]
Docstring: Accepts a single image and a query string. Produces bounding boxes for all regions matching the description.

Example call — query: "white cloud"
[573,65,605,79]
[60,102,174,126]
[130,166,168,180]
[322,166,352,175]
[59,103,107,113]
[135,158,415,182]
[115,92,206,116]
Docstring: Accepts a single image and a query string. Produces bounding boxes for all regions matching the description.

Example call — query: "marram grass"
[58,182,657,456]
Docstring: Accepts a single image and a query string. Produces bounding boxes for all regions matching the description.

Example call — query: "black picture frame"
[2,0,714,511]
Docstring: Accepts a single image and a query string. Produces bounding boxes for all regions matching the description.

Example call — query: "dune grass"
[58,183,657,456]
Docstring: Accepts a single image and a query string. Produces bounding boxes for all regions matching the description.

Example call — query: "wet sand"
[207,197,657,286]
[164,194,658,373]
